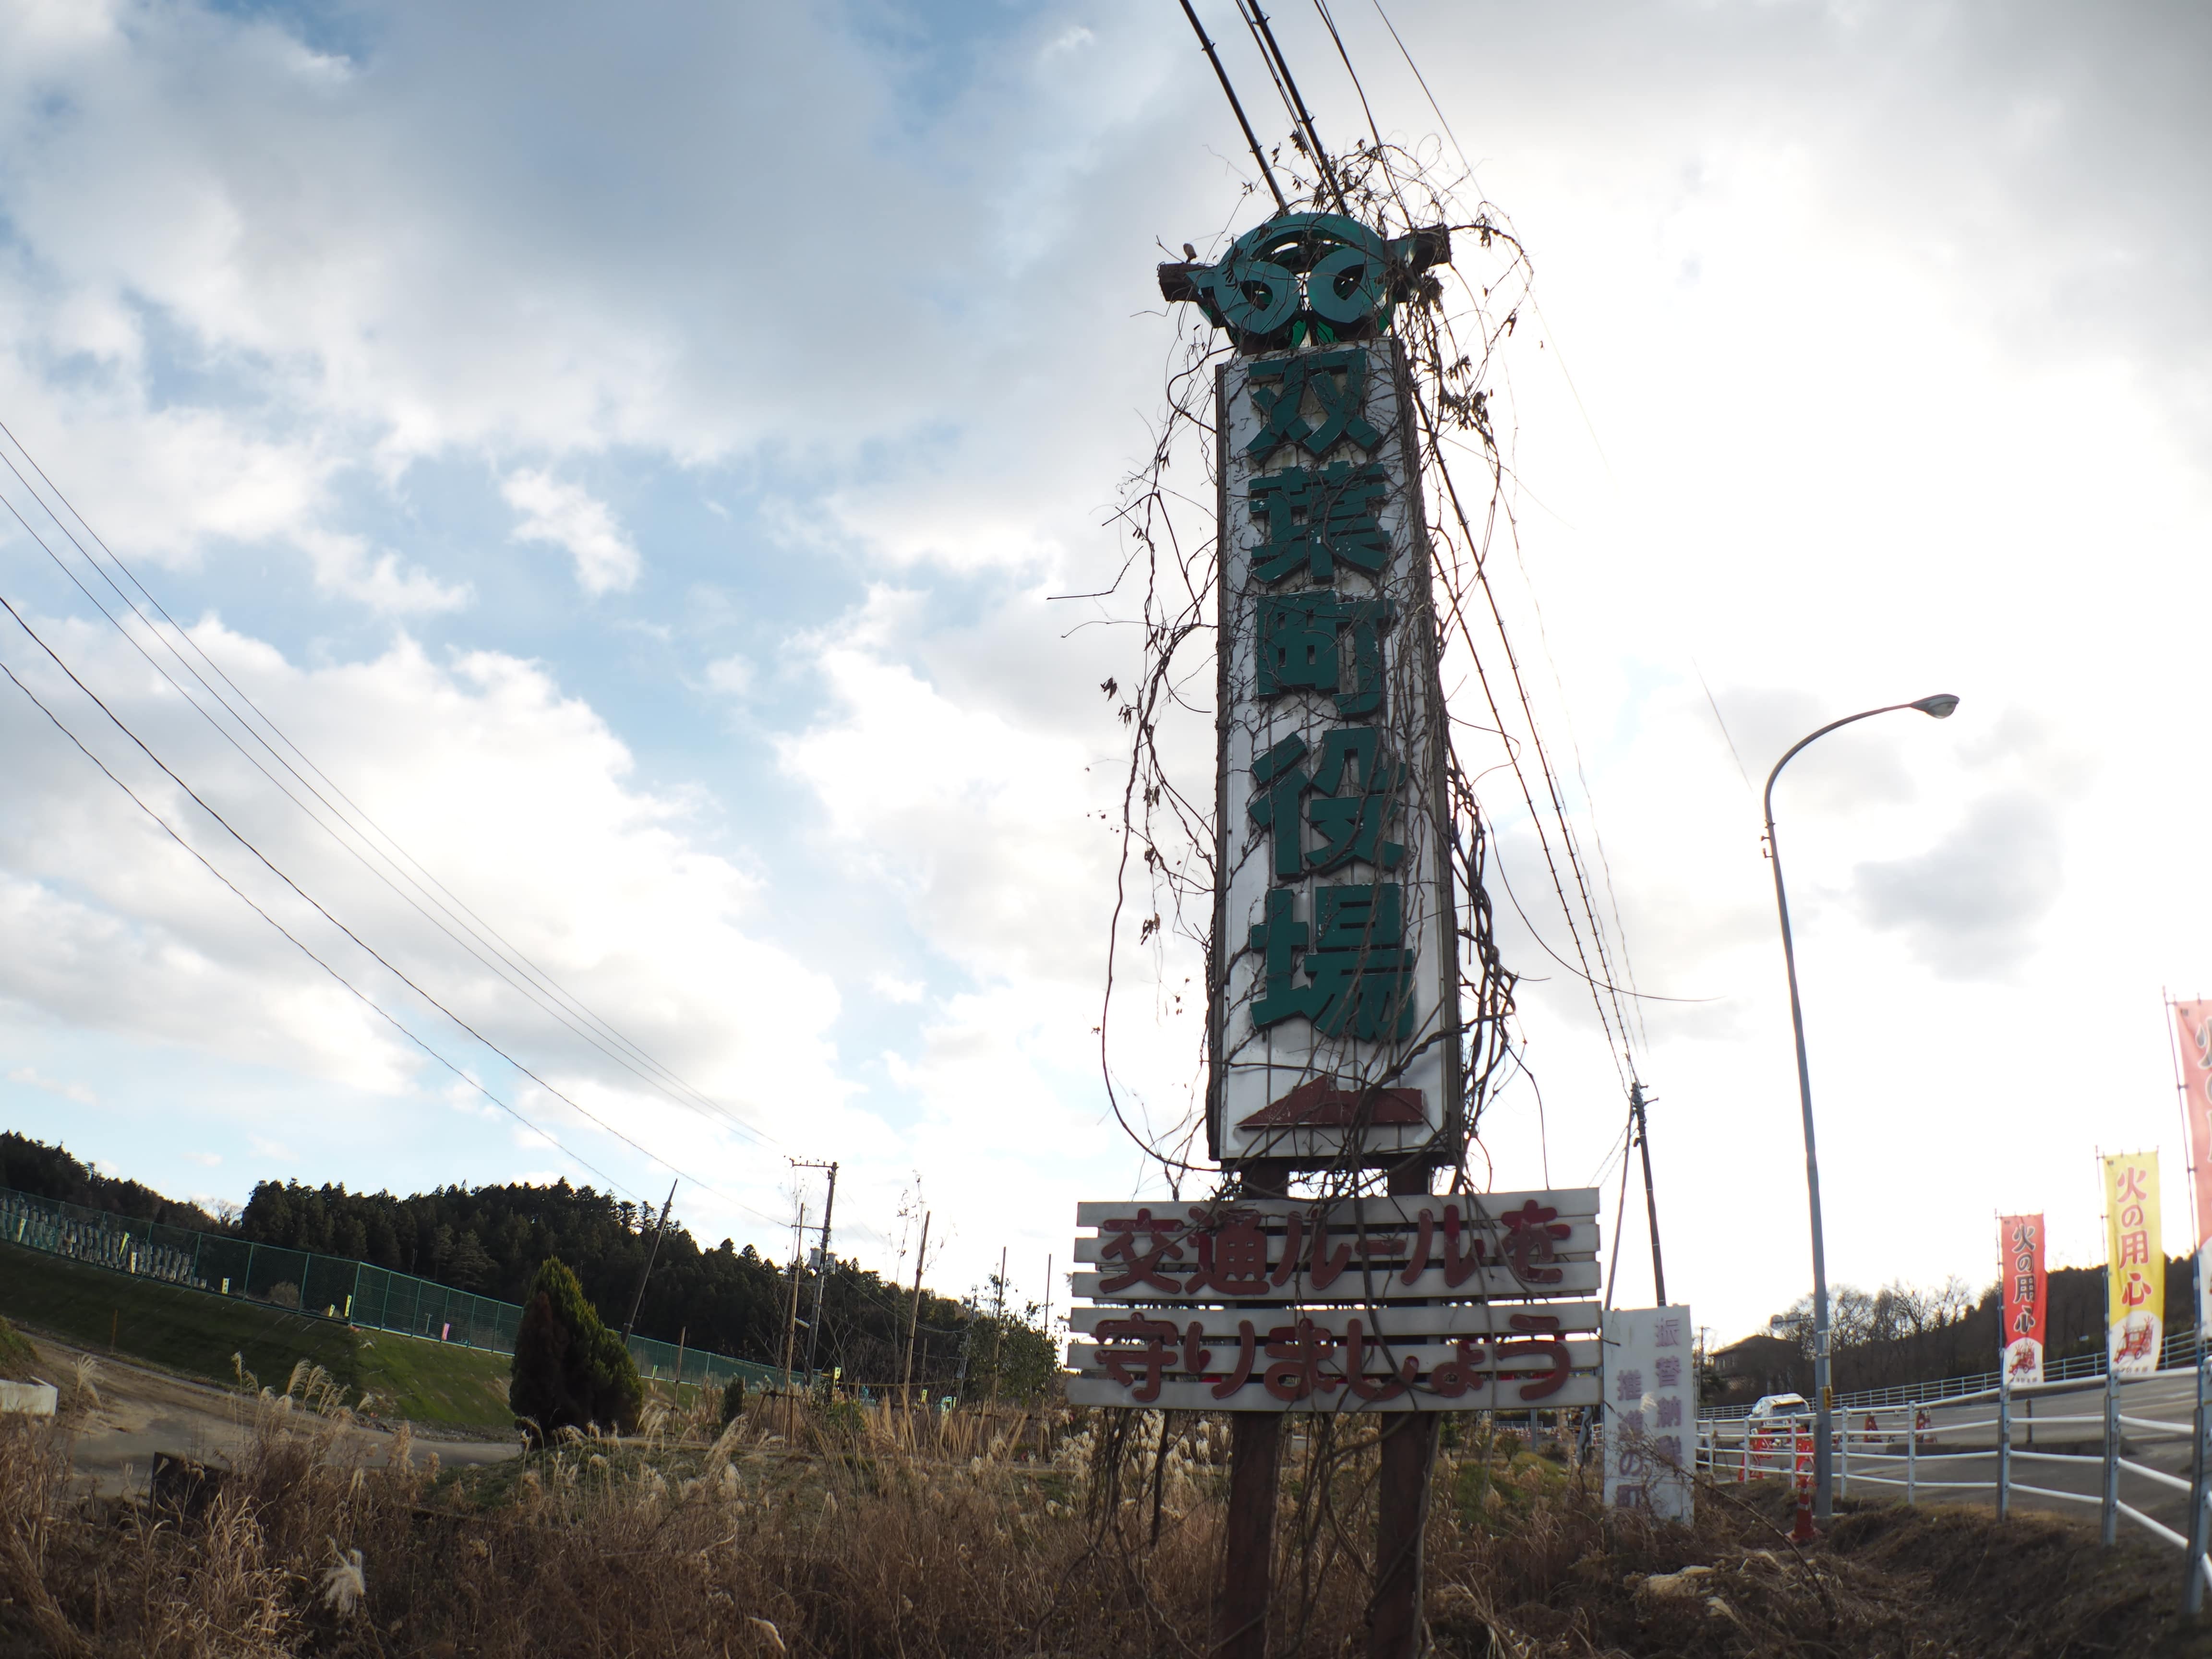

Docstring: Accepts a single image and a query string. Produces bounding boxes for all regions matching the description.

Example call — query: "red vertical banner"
[2177,1000,2212,1337]
[1999,1213,2046,1385]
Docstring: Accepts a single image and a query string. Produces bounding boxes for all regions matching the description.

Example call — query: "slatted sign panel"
[1066,1190,1601,1411]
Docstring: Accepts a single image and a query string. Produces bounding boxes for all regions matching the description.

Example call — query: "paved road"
[14,1333,519,1498]
[1712,1371,2203,1541]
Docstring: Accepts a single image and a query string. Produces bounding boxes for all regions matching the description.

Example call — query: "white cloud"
[501,470,640,596]
[6,1065,96,1105]
[299,529,471,615]
[702,653,753,697]
[870,973,925,1005]
[0,613,845,1152]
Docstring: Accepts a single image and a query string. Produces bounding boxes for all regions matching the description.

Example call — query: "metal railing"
[1707,1331,2210,1419]
[1698,1359,2212,1615]
[0,1185,781,1396]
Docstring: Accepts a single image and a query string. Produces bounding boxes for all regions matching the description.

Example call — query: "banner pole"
[2187,1357,2210,1618]
[1996,1380,2011,1521]
[2168,992,2208,1363]
[1906,1409,1916,1504]
[2102,1362,2120,1548]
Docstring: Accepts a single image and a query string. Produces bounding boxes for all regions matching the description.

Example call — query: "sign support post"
[1368,1160,1439,1659]
[1216,1416,1285,1659]
[1214,1160,1288,1659]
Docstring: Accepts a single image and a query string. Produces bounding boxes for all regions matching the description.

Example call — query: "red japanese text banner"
[1999,1214,2045,1386]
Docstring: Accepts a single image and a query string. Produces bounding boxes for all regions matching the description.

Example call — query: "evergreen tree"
[510,1256,642,1444]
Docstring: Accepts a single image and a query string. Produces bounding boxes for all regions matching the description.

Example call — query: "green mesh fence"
[0,1184,780,1392]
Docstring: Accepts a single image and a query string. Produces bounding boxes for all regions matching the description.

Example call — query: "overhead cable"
[1175,0,1289,212]
[0,419,776,1151]
[0,654,642,1204]
[0,586,783,1228]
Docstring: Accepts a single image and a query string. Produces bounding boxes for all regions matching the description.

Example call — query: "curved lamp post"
[1764,692,1959,1525]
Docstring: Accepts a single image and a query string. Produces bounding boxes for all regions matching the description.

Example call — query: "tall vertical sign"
[2103,1151,2164,1375]
[1999,1214,2045,1385]
[1203,241,1459,1167]
[2175,1000,2212,1337]
[1603,1304,1694,1521]
[1140,213,1485,1659]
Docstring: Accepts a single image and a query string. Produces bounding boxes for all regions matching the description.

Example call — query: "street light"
[1763,692,1959,1525]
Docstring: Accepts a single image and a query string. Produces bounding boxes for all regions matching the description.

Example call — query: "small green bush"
[0,1315,39,1379]
[719,1375,747,1427]
[509,1257,641,1445]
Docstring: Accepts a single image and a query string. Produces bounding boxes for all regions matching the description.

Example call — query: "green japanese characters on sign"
[1248,461,1394,585]
[1246,349,1383,462]
[1248,731,1407,881]
[1255,591,1395,718]
[1248,883,1418,1042]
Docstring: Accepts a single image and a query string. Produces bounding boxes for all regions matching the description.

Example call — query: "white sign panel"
[1602,1305,1694,1522]
[1209,340,1459,1166]
[1066,1190,1600,1411]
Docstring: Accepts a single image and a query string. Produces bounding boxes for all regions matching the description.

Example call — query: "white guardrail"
[1698,1359,2212,1614]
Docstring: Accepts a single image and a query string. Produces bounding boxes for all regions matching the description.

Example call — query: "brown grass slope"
[2,1391,2209,1658]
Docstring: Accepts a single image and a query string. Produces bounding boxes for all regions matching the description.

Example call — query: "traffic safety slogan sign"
[1065,1190,1601,1411]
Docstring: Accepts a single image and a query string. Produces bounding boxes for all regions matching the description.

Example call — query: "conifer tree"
[510,1256,642,1444]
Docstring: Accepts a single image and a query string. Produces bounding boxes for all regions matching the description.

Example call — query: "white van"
[1747,1392,1811,1423]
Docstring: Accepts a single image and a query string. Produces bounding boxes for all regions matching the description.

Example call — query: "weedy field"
[0,1243,516,1432]
[2,1369,2207,1658]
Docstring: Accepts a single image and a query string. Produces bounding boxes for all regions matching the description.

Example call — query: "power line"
[1237,1,1351,213]
[0,652,641,1203]
[0,586,785,1228]
[1286,9,1649,1080]
[1365,0,1468,176]
[1175,0,1289,213]
[0,417,777,1152]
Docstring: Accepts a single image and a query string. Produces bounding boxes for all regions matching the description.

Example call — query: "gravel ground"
[14,1330,520,1497]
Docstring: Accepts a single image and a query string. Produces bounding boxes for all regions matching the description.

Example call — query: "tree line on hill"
[0,1131,1055,1401]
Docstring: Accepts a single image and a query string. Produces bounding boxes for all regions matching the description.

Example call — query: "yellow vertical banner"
[2104,1151,2164,1375]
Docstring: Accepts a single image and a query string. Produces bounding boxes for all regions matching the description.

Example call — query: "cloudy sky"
[0,0,2203,1347]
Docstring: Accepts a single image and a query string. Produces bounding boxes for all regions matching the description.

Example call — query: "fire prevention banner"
[1998,1214,2045,1386]
[2175,999,2212,1338]
[2103,1152,2164,1376]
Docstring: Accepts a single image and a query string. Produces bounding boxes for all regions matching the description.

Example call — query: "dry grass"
[3,1385,2207,1658]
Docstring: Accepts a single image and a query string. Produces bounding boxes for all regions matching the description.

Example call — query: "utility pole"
[1631,1083,1667,1305]
[987,1243,1008,1415]
[800,1161,838,1389]
[902,1210,931,1410]
[622,1179,678,1344]
[781,1202,806,1391]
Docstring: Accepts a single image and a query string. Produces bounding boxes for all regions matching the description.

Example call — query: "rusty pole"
[1368,1160,1440,1659]
[1214,1162,1290,1659]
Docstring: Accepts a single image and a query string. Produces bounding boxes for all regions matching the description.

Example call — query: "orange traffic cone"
[1791,1484,1816,1542]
